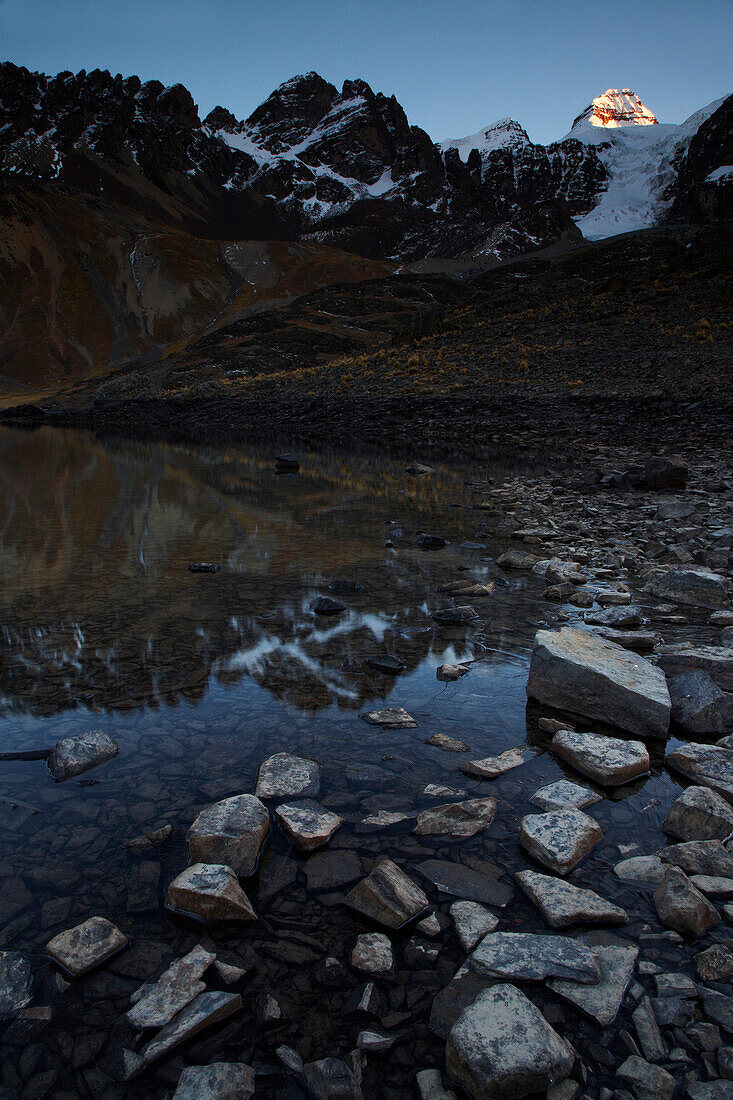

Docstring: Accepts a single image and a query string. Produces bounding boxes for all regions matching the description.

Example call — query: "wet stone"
[166,863,257,922]
[654,866,720,936]
[351,933,393,974]
[659,840,733,878]
[549,941,639,1027]
[584,605,644,627]
[432,605,479,624]
[357,1029,394,1052]
[550,728,650,787]
[436,664,469,682]
[664,786,733,841]
[187,794,269,877]
[646,567,731,610]
[519,808,603,876]
[414,859,513,907]
[450,901,500,952]
[345,858,429,929]
[125,991,243,1078]
[0,951,32,1020]
[274,800,342,851]
[311,595,346,615]
[172,1062,255,1099]
[529,779,602,812]
[414,798,497,839]
[613,855,664,884]
[426,733,469,752]
[47,729,119,781]
[360,707,418,729]
[46,916,128,978]
[364,655,405,674]
[461,747,528,780]
[656,643,733,692]
[666,743,733,803]
[669,670,733,736]
[255,753,321,799]
[124,823,174,852]
[616,1056,675,1100]
[470,931,601,984]
[516,869,627,929]
[691,875,733,898]
[424,783,468,799]
[126,944,216,1030]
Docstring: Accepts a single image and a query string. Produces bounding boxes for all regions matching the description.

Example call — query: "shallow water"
[0,426,694,1097]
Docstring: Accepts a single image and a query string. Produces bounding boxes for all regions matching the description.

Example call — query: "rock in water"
[166,863,257,922]
[0,951,33,1020]
[646,567,731,610]
[549,942,639,1027]
[526,627,670,738]
[414,798,496,838]
[414,533,446,550]
[187,562,222,574]
[461,748,528,780]
[668,670,733,735]
[656,643,733,691]
[664,786,733,840]
[654,866,720,936]
[255,753,321,798]
[550,728,650,786]
[186,795,269,876]
[469,931,601,984]
[345,858,428,928]
[515,870,627,929]
[360,707,417,729]
[529,779,601,812]
[414,860,513,907]
[450,902,500,952]
[432,605,479,625]
[126,944,216,1030]
[666,742,733,802]
[519,809,603,876]
[274,800,342,850]
[173,1063,255,1099]
[446,984,574,1099]
[46,916,128,977]
[125,991,243,1079]
[47,729,118,781]
[659,840,733,877]
[311,595,346,615]
[275,453,299,471]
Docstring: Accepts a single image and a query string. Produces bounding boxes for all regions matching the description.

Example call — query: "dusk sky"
[2,0,731,143]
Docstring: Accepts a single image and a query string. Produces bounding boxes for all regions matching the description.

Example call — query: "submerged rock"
[414,798,496,839]
[255,753,321,799]
[654,866,720,936]
[126,945,216,1030]
[414,859,513,907]
[432,605,479,625]
[360,707,417,729]
[426,733,470,752]
[345,858,428,928]
[527,627,670,738]
[311,595,346,615]
[364,655,405,674]
[461,748,528,780]
[519,808,603,875]
[172,1063,255,1099]
[166,863,257,923]
[0,951,33,1020]
[274,800,342,851]
[446,983,574,1099]
[436,663,470,682]
[664,786,733,841]
[47,729,119,781]
[529,779,601,812]
[46,916,128,978]
[549,941,639,1027]
[550,728,650,787]
[124,823,174,852]
[516,869,627,929]
[187,794,269,876]
[124,991,243,1079]
[470,931,601,984]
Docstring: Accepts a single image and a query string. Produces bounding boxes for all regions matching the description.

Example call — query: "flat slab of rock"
[470,931,601,984]
[345,858,428,929]
[414,859,513,907]
[584,606,644,627]
[274,800,341,851]
[351,933,393,974]
[654,866,720,936]
[255,753,321,798]
[669,670,733,735]
[527,627,670,738]
[127,945,215,1030]
[167,863,257,922]
[432,605,478,625]
[519,808,603,875]
[549,941,639,1026]
[47,729,118,781]
[614,855,665,884]
[0,951,32,1020]
[660,840,733,878]
[446,984,574,1100]
[359,810,413,828]
[173,1063,255,1099]
[414,798,496,838]
[187,794,269,876]
[529,779,601,812]
[591,627,658,652]
[616,1056,675,1100]
[436,664,470,682]
[46,916,128,978]
[125,991,243,1079]
[664,785,733,840]
[646,567,731,610]
[690,875,733,899]
[426,733,469,752]
[450,902,499,952]
[656,644,733,692]
[551,728,650,787]
[666,742,733,802]
[516,869,627,929]
[360,707,417,729]
[461,748,528,780]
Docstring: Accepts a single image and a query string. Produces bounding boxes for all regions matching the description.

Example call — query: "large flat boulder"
[527,628,670,738]
[187,795,269,876]
[551,728,650,786]
[515,869,627,929]
[663,786,733,840]
[127,945,216,1030]
[549,941,638,1026]
[255,753,321,798]
[656,643,733,692]
[446,984,574,1099]
[646,567,730,610]
[666,743,733,803]
[519,809,602,876]
[414,799,496,838]
[469,931,601,984]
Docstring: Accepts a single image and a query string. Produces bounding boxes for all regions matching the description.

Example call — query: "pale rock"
[461,748,528,780]
[660,840,733,877]
[125,991,242,1078]
[516,869,627,928]
[255,753,321,798]
[351,933,393,974]
[519,808,602,875]
[469,931,601,984]
[654,866,721,936]
[450,901,499,952]
[357,1030,394,1051]
[414,798,497,838]
[549,941,639,1026]
[46,916,128,978]
[691,875,733,898]
[415,1067,457,1099]
[424,784,468,798]
[551,728,649,786]
[666,742,733,802]
[614,855,665,884]
[529,779,601,812]
[127,944,216,1029]
[187,794,269,876]
[360,707,417,729]
[274,800,342,851]
[426,733,469,752]
[436,664,469,682]
[695,944,733,982]
[172,1062,255,1099]
[345,859,428,928]
[360,810,413,827]
[166,863,257,922]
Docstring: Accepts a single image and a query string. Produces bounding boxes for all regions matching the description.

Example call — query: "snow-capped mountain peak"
[439,117,530,162]
[572,89,658,131]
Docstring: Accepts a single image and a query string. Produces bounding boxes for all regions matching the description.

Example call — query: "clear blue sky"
[2,0,731,143]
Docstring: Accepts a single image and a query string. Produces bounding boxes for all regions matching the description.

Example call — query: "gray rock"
[519,808,603,875]
[437,664,470,682]
[127,945,215,1030]
[432,605,479,625]
[429,962,493,1039]
[703,989,733,1033]
[551,728,650,787]
[359,810,413,827]
[526,627,670,738]
[644,455,689,490]
[516,869,627,928]
[255,753,321,798]
[424,784,468,798]
[529,779,601,812]
[414,859,513,906]
[345,858,429,928]
[616,1055,675,1100]
[666,743,733,802]
[123,823,174,852]
[357,1030,394,1052]
[351,933,393,974]
[545,558,587,585]
[46,916,128,978]
[414,798,497,838]
[660,840,733,877]
[426,733,470,752]
[668,670,733,735]
[656,643,733,692]
[497,549,539,570]
[173,1063,255,1100]
[47,729,118,781]
[654,971,698,999]
[450,901,499,952]
[549,941,639,1026]
[470,931,601,984]
[303,1057,363,1099]
[614,855,665,884]
[584,606,644,627]
[695,944,733,982]
[274,800,342,851]
[461,748,528,780]
[647,567,730,610]
[124,991,242,1078]
[687,1082,733,1100]
[360,707,418,729]
[187,794,269,876]
[446,983,574,1099]
[0,951,32,1020]
[632,995,666,1061]
[654,866,720,936]
[590,627,659,652]
[166,863,257,922]
[415,1068,458,1099]
[664,786,733,840]
[691,875,733,898]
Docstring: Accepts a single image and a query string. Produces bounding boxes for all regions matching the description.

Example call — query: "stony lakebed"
[0,426,732,1099]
